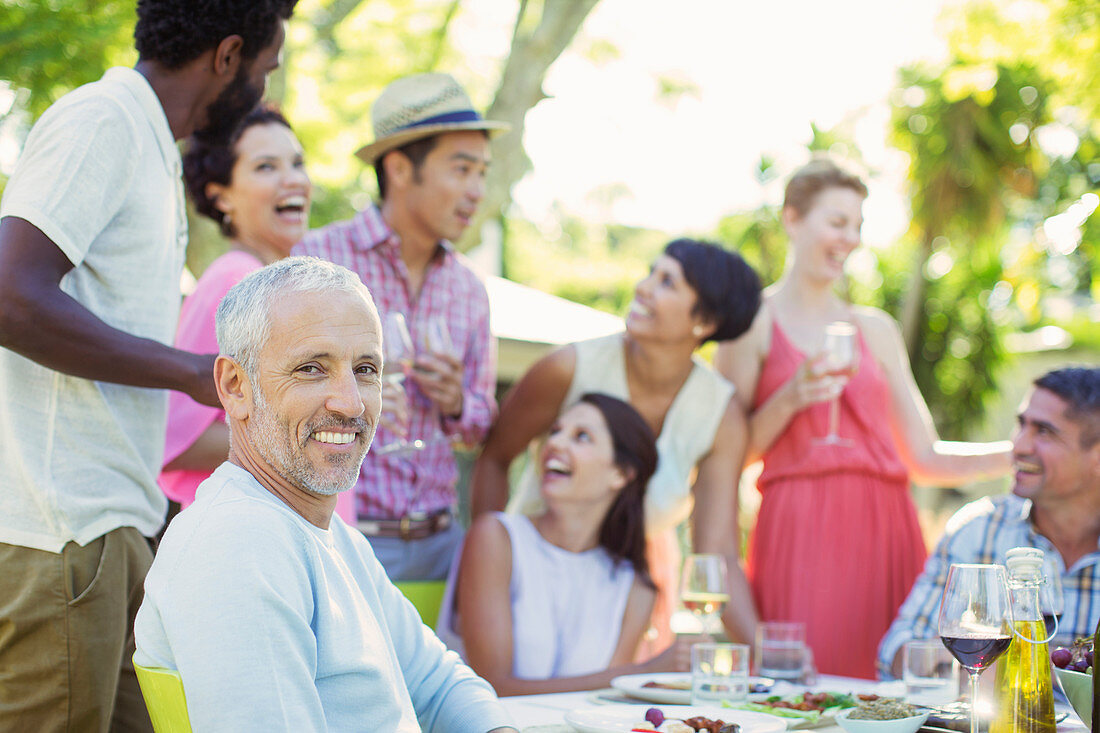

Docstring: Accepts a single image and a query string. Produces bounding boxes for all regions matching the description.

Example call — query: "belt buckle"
[400,511,428,542]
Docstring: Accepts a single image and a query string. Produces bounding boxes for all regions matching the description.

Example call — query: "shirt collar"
[1019,496,1100,554]
[356,203,454,262]
[103,67,180,175]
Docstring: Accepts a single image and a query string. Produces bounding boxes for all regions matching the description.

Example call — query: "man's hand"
[189,353,221,407]
[410,352,464,418]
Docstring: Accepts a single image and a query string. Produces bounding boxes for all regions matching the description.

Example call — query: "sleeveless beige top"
[506,333,735,534]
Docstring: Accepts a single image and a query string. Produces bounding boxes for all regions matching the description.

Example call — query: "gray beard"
[248,385,364,497]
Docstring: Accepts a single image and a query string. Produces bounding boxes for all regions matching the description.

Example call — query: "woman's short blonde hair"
[783,158,868,216]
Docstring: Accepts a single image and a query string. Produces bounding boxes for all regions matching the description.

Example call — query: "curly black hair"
[664,238,763,344]
[134,0,298,70]
[183,106,292,237]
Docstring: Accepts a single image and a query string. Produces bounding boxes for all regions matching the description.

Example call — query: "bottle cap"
[1005,547,1045,578]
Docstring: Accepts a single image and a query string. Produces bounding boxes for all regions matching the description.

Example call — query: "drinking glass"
[424,315,457,359]
[691,642,750,705]
[376,313,425,455]
[812,321,858,447]
[755,621,808,682]
[938,563,1013,733]
[903,639,960,706]
[680,554,729,640]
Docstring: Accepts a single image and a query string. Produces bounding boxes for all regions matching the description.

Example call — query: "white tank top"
[506,333,735,534]
[438,512,635,678]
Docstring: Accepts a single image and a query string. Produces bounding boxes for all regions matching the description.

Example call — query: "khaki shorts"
[0,527,153,732]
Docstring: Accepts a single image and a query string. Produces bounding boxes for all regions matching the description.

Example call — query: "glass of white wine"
[812,321,858,447]
[375,312,424,456]
[680,554,729,640]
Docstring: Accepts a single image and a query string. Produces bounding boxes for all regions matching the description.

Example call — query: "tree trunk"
[459,0,601,251]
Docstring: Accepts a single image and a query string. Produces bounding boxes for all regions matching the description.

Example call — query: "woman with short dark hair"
[471,238,763,648]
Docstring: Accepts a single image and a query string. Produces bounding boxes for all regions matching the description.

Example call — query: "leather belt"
[357,509,453,541]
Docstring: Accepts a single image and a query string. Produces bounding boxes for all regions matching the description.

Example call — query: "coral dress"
[747,321,926,679]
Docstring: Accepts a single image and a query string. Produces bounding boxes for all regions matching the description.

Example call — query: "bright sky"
[453,0,950,247]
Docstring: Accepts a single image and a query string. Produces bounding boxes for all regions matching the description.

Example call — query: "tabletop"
[497,674,1089,733]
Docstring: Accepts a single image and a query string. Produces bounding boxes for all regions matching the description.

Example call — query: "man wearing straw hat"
[296,73,508,580]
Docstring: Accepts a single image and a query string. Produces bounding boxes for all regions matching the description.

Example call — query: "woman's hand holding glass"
[811,322,859,446]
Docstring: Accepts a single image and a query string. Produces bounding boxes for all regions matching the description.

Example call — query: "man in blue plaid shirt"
[878,366,1100,679]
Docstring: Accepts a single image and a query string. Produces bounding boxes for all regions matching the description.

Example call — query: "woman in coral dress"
[715,159,1012,679]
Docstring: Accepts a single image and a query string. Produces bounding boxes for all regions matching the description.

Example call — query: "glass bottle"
[990,547,1056,733]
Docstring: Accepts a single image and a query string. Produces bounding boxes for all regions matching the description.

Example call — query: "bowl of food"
[1052,638,1094,729]
[834,699,929,733]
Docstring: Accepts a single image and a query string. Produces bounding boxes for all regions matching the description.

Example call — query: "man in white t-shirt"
[136,257,517,732]
[0,2,296,730]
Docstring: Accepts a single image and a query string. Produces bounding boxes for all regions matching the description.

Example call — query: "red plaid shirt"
[294,204,497,519]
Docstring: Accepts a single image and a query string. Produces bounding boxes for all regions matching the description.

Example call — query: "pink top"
[753,320,908,490]
[158,250,356,523]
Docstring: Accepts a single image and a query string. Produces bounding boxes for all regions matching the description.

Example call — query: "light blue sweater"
[135,462,513,732]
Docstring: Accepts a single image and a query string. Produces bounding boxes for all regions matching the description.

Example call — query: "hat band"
[392,109,485,134]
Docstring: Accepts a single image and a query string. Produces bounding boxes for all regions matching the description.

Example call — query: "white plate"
[565,705,790,733]
[610,673,776,705]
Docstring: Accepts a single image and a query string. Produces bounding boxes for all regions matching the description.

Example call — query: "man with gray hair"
[878,366,1100,678]
[135,257,515,731]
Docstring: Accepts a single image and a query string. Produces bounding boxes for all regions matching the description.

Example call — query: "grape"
[1087,649,1095,667]
[1051,648,1072,668]
[1072,659,1090,673]
[646,708,665,727]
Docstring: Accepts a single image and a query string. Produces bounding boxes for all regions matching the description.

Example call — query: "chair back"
[394,580,446,629]
[134,655,193,733]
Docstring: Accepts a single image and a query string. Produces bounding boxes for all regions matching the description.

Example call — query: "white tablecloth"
[499,675,898,730]
[498,674,1088,732]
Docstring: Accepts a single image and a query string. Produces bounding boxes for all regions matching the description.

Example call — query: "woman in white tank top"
[470,240,763,646]
[441,394,698,694]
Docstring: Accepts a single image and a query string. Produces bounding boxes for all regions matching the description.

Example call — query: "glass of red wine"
[938,563,1013,733]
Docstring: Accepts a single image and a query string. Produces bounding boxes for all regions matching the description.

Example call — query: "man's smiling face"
[244,287,382,497]
[1012,387,1100,506]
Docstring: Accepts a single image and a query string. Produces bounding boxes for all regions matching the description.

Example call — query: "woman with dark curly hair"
[442,393,699,694]
[471,239,763,649]
[159,106,355,521]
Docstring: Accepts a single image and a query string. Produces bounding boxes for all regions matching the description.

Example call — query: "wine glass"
[812,321,858,447]
[680,554,730,640]
[375,312,424,456]
[938,563,1013,733]
[424,315,457,359]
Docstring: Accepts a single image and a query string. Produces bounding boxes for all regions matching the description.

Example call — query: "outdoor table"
[497,673,1089,732]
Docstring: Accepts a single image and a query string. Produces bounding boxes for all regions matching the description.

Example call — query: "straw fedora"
[354,73,510,165]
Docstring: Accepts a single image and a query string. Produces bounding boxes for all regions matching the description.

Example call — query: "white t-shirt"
[0,67,187,552]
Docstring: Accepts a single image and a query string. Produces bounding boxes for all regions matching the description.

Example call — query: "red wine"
[942,634,1012,671]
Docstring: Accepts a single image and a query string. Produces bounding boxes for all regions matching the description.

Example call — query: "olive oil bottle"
[990,548,1056,733]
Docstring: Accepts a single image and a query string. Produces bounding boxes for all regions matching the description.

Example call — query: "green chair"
[133,655,192,733]
[394,580,447,629]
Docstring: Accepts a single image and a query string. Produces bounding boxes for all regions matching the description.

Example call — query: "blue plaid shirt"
[877,493,1100,678]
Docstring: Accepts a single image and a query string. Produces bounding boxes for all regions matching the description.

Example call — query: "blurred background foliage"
[0,0,1097,446]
